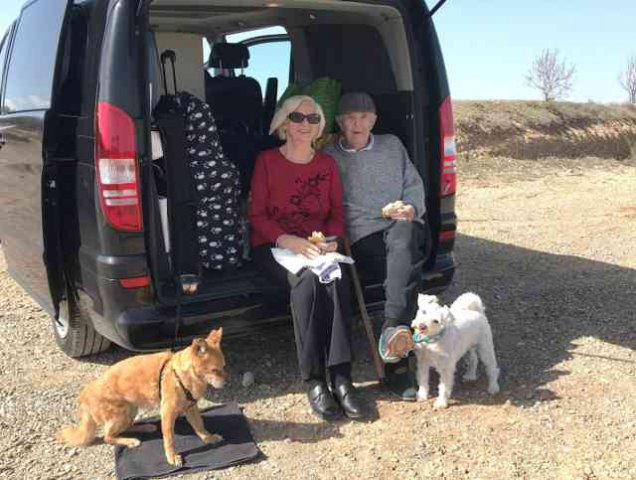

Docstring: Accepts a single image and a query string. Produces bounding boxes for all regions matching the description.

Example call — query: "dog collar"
[413,327,446,344]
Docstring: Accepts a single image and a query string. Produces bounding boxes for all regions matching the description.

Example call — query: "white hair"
[269,95,326,141]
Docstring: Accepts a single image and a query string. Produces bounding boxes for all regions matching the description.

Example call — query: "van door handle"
[0,133,6,148]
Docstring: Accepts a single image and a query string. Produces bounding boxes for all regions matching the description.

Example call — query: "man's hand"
[390,204,416,221]
[277,234,322,259]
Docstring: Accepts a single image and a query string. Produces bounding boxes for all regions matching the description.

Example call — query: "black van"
[0,0,457,357]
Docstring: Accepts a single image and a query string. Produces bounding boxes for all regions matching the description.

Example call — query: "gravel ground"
[0,157,635,480]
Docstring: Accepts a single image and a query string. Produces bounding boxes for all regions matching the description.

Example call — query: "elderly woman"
[249,95,366,421]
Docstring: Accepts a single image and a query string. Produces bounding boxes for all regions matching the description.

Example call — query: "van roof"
[149,0,405,34]
[149,0,414,91]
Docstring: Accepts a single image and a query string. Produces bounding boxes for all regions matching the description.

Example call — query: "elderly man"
[323,92,430,401]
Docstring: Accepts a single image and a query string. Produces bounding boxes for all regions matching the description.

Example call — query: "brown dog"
[58,328,226,466]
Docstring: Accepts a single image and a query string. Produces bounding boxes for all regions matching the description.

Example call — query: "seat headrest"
[209,43,250,69]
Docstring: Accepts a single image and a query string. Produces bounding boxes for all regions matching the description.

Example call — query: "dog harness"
[173,367,197,405]
[158,357,197,406]
[158,357,170,399]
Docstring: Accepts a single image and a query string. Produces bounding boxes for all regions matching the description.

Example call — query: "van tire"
[53,288,111,358]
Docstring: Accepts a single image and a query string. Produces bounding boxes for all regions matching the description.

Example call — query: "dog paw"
[463,373,477,382]
[201,433,223,444]
[126,438,141,448]
[433,398,449,409]
[488,384,500,395]
[167,453,183,467]
[416,387,429,402]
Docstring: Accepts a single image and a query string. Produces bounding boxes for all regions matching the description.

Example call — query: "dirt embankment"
[454,100,636,160]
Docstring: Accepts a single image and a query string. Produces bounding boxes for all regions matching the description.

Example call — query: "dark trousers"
[252,244,353,382]
[351,220,430,330]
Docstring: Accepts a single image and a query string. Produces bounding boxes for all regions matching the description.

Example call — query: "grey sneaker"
[378,326,415,363]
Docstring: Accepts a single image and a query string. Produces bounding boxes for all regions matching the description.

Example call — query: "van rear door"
[396,0,457,274]
[0,0,74,315]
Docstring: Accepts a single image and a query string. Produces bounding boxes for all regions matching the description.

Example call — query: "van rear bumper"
[111,306,292,351]
[87,252,455,351]
[86,277,291,351]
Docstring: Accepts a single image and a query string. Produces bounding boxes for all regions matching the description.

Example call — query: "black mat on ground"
[115,403,260,480]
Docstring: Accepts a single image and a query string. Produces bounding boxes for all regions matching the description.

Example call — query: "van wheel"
[54,289,111,358]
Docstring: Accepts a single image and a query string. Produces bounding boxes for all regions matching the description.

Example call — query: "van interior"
[144,0,423,314]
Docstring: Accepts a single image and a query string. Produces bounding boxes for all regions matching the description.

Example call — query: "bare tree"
[525,49,576,101]
[618,55,636,104]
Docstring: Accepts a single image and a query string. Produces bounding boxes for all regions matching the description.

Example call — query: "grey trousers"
[351,220,430,329]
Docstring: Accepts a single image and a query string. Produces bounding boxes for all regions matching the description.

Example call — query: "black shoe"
[307,381,342,421]
[383,361,417,401]
[333,382,367,420]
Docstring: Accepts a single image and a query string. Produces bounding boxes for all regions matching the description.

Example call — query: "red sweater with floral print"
[248,148,345,247]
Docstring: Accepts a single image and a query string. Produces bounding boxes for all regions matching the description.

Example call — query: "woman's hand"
[276,234,322,259]
[316,241,338,253]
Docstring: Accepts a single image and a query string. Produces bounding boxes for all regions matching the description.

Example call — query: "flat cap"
[338,92,376,115]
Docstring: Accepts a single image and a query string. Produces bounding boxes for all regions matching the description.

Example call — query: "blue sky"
[1,0,634,103]
[434,0,636,103]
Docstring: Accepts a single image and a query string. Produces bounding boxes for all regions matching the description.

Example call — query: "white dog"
[411,292,500,409]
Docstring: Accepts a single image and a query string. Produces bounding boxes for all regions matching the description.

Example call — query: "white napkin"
[310,259,342,284]
[271,248,354,280]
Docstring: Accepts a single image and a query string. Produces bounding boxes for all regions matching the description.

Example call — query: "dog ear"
[192,338,208,356]
[418,294,439,310]
[440,306,453,325]
[206,328,223,346]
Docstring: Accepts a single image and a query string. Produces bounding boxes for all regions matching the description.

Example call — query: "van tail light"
[439,230,455,243]
[120,275,150,288]
[439,96,457,198]
[95,102,143,232]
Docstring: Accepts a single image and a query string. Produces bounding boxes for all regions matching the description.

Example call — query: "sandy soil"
[0,157,634,479]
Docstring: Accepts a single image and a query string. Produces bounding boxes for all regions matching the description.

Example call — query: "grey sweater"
[323,134,426,243]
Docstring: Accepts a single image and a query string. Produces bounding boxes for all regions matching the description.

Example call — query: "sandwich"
[307,231,326,244]
[382,200,405,218]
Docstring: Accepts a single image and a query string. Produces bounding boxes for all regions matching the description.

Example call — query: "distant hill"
[453,100,636,160]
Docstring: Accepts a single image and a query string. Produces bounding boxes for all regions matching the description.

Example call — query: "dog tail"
[58,404,97,447]
[451,292,485,315]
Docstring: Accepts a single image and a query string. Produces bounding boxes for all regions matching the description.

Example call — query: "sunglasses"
[288,112,322,124]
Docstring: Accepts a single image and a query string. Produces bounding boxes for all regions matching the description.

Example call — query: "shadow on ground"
[439,234,636,407]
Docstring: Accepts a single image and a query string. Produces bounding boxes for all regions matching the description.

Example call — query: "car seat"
[205,43,263,197]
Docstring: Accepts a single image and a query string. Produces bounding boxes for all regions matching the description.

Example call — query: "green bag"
[278,77,342,134]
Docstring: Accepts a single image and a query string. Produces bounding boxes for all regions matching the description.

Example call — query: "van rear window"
[305,24,396,93]
[4,0,68,113]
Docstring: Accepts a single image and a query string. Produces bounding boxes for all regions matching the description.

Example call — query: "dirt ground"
[0,157,634,479]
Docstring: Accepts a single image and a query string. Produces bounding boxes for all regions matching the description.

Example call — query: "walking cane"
[343,237,385,381]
